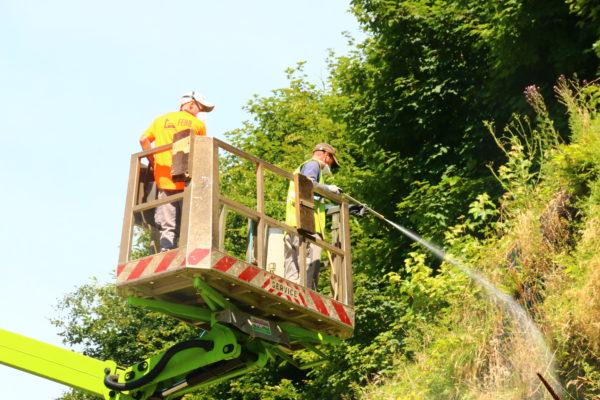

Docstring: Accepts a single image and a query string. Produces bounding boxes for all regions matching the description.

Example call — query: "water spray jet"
[343,192,563,398]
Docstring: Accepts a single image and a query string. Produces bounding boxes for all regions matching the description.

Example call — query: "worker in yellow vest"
[284,143,341,290]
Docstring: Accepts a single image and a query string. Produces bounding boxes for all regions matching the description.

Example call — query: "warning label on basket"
[269,281,299,299]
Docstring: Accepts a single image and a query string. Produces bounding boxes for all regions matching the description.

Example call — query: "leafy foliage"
[361,77,600,400]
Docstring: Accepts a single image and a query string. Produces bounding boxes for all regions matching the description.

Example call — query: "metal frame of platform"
[117,137,354,339]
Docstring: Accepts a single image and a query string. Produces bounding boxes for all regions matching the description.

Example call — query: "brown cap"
[313,142,340,167]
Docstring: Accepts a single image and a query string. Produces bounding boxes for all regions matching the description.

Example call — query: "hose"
[104,339,214,391]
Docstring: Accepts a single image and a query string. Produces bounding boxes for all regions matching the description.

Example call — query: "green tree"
[337,0,598,243]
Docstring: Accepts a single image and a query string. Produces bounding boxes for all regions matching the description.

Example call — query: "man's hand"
[326,184,342,194]
[349,204,367,217]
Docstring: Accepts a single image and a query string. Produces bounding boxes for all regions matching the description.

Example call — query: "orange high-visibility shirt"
[142,111,206,190]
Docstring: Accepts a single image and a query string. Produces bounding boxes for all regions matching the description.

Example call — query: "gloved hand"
[325,184,342,194]
[349,204,367,217]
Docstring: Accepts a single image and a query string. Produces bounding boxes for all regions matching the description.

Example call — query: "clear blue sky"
[0,1,364,398]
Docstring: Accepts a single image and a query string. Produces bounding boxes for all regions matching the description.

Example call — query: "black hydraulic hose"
[153,349,259,398]
[185,349,258,387]
[104,339,214,392]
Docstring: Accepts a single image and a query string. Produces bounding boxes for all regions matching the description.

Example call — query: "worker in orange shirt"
[139,91,215,251]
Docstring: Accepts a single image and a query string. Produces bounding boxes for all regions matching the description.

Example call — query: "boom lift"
[0,136,355,399]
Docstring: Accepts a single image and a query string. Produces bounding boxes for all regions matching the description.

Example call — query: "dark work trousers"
[283,233,323,290]
[155,189,183,251]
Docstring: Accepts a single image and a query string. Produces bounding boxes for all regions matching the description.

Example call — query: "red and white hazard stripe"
[117,248,353,327]
[208,251,353,327]
[117,248,210,282]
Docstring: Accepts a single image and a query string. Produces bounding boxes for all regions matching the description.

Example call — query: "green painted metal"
[154,342,269,400]
[279,322,341,345]
[108,323,243,399]
[192,276,341,346]
[128,296,212,323]
[0,329,117,399]
[269,347,303,369]
[194,277,240,311]
[128,284,340,347]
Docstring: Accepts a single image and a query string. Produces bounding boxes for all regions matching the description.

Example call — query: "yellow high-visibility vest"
[285,159,326,235]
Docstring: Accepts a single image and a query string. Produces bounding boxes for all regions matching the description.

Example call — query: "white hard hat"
[180,91,215,112]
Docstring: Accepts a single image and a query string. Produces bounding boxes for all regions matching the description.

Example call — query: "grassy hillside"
[359,79,600,399]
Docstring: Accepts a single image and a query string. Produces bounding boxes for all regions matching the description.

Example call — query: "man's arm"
[300,161,321,183]
[300,161,330,192]
[139,134,155,165]
[300,160,342,194]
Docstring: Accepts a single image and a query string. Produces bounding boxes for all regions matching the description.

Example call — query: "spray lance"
[341,190,447,256]
[342,191,395,226]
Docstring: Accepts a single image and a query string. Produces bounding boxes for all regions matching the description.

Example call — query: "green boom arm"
[0,278,341,400]
[0,328,116,398]
[0,325,264,400]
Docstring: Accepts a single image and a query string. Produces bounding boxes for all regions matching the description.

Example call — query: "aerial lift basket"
[117,137,355,340]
